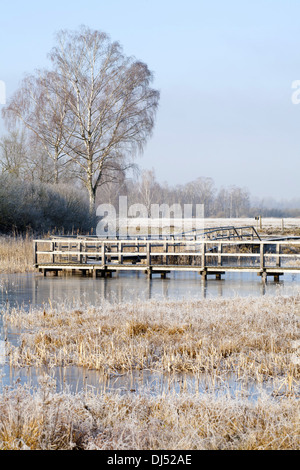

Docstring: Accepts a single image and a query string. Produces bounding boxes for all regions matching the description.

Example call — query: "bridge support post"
[261,271,267,283]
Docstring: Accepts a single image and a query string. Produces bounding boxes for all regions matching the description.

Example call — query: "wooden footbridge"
[33,226,300,282]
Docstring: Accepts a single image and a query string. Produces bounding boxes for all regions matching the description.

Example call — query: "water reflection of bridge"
[33,226,300,283]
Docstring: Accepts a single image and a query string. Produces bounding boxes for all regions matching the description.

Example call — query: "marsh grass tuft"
[3,294,300,382]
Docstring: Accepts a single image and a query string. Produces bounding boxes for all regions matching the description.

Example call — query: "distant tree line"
[0,131,299,235]
[96,168,300,219]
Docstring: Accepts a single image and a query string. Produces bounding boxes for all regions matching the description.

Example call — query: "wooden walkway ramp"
[33,229,300,283]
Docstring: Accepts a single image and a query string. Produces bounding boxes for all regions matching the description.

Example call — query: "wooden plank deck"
[33,235,300,282]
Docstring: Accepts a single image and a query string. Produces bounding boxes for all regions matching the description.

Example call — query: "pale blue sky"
[0,0,300,200]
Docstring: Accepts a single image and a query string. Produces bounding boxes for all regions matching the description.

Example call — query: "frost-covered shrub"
[0,175,94,233]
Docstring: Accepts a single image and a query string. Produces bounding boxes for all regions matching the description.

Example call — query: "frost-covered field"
[204,217,300,228]
[204,218,300,230]
[115,217,300,236]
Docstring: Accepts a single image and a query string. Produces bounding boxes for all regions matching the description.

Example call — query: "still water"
[1,270,300,308]
[0,271,299,396]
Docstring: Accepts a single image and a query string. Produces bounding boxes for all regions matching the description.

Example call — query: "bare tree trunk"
[54,157,59,184]
[86,160,96,214]
[87,190,95,214]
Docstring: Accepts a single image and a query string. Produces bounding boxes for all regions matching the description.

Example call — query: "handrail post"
[276,243,281,268]
[164,241,168,265]
[147,242,151,267]
[33,241,37,266]
[118,242,123,264]
[146,242,152,278]
[201,241,207,280]
[201,242,206,270]
[79,242,82,264]
[260,242,265,270]
[51,241,54,264]
[218,243,222,267]
[102,242,106,266]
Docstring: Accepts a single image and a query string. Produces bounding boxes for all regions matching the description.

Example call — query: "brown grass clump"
[0,378,89,450]
[0,379,298,450]
[0,235,34,273]
[3,294,300,385]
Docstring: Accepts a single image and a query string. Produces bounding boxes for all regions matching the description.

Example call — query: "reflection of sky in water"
[0,366,280,401]
[0,272,299,396]
[0,271,300,310]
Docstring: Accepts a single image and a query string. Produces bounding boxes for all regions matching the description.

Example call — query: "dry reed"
[0,378,298,450]
[0,235,34,273]
[3,295,300,383]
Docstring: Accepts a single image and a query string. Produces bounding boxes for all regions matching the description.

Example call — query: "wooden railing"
[33,237,300,280]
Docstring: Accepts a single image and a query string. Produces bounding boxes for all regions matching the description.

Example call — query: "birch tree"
[2,71,72,184]
[0,130,27,177]
[49,26,160,212]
